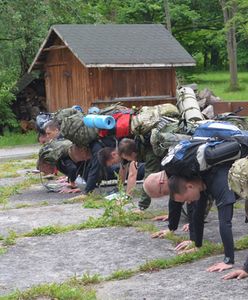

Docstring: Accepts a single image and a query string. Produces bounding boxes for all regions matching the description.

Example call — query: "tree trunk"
[164,0,171,33]
[203,49,209,70]
[210,46,220,68]
[220,0,239,90]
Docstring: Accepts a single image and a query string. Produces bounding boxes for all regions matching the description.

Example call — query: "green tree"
[0,69,18,133]
[220,0,239,90]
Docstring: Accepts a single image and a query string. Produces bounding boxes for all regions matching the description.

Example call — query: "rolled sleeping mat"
[83,114,116,130]
[176,86,204,122]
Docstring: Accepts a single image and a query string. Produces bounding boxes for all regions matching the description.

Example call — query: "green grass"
[2,231,17,246]
[2,235,248,299]
[0,175,40,206]
[107,269,135,281]
[0,282,96,300]
[0,159,37,179]
[191,71,248,101]
[24,211,143,238]
[0,131,37,148]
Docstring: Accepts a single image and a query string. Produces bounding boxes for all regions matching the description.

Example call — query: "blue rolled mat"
[83,114,116,129]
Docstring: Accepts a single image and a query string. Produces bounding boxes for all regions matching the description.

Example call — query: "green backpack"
[131,103,179,135]
[150,122,190,158]
[228,157,248,219]
[60,112,98,147]
[53,107,79,125]
[228,157,248,200]
[39,139,72,165]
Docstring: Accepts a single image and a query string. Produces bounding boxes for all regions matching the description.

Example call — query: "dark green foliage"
[0,70,18,132]
[0,0,248,130]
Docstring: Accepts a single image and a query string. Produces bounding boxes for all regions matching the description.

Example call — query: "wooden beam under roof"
[42,45,67,52]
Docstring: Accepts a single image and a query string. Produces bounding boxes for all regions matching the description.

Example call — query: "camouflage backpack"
[228,157,248,219]
[60,112,98,147]
[53,107,79,125]
[150,128,190,158]
[149,116,189,157]
[131,103,179,135]
[39,139,72,165]
[228,157,248,200]
[99,102,129,115]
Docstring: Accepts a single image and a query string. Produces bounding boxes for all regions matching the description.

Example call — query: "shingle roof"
[15,72,39,93]
[29,24,195,71]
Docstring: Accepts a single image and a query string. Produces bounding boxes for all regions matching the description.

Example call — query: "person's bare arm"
[126,161,138,196]
[118,163,128,185]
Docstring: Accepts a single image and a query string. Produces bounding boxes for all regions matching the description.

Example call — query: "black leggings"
[218,203,234,263]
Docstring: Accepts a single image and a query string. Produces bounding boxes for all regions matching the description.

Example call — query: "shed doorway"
[45,63,70,112]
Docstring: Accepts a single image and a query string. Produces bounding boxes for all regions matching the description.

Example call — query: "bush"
[0,70,19,133]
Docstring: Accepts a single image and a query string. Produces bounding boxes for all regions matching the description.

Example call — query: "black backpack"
[161,139,241,178]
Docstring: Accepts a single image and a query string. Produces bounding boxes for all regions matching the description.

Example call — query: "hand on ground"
[56,176,67,183]
[132,208,145,214]
[222,269,248,280]
[207,262,233,272]
[59,187,81,194]
[151,215,168,222]
[177,247,198,255]
[151,229,171,239]
[181,223,189,232]
[174,240,193,252]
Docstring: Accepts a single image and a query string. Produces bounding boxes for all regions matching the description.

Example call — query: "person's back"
[168,162,236,272]
[82,137,118,194]
[118,137,161,210]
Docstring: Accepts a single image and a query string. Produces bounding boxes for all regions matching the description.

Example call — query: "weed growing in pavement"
[0,247,7,255]
[0,175,40,206]
[107,269,135,281]
[83,192,106,208]
[79,273,102,285]
[164,231,189,245]
[3,230,17,246]
[1,236,248,299]
[0,159,36,179]
[235,235,248,250]
[14,203,32,209]
[24,208,142,237]
[133,222,159,233]
[0,282,96,300]
[40,201,49,206]
[102,175,139,226]
[139,241,223,272]
[63,192,107,208]
[63,194,87,204]
[234,201,245,209]
[25,224,75,237]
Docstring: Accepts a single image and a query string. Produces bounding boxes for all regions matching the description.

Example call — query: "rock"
[198,88,214,101]
[207,95,221,105]
[183,83,198,91]
[202,104,214,119]
[197,98,207,109]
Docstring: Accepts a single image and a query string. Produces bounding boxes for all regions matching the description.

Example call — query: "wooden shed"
[28,24,195,112]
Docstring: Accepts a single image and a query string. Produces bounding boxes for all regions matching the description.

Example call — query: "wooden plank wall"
[44,40,177,112]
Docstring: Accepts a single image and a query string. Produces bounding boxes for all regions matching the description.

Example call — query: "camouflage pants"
[138,147,162,210]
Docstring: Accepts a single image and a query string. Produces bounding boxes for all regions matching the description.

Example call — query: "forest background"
[1,0,248,131]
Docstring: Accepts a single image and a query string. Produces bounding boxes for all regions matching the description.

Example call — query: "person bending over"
[168,162,236,272]
[118,138,161,210]
[143,170,191,236]
[38,141,91,193]
[43,120,62,141]
[97,146,145,197]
